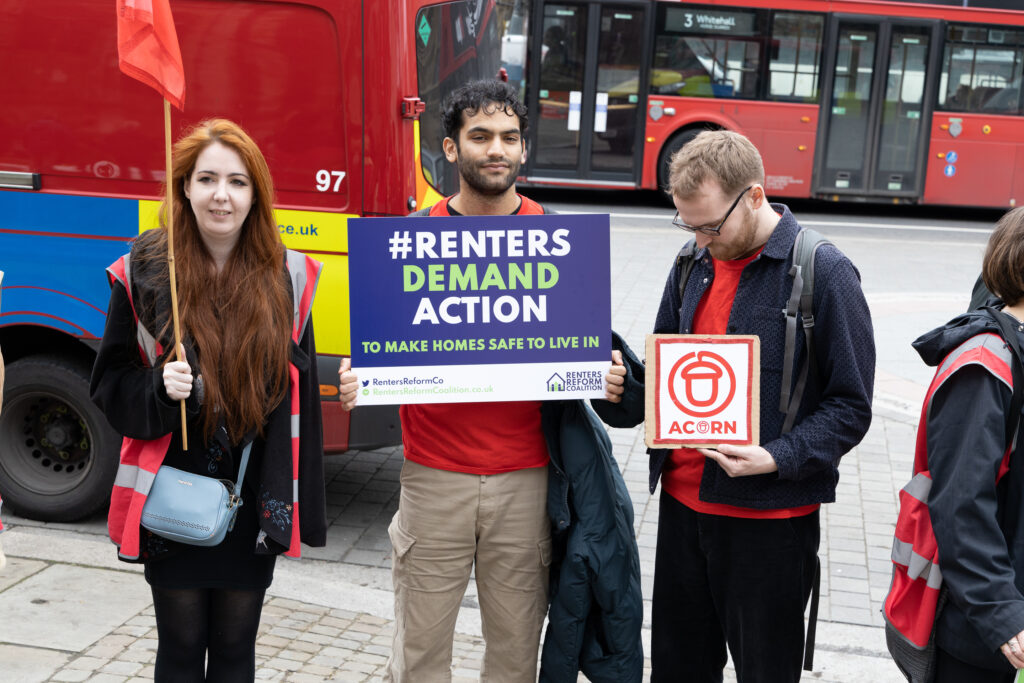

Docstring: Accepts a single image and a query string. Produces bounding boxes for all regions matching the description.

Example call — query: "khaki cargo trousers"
[386,459,551,682]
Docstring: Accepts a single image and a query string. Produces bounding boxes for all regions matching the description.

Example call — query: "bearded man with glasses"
[600,130,875,682]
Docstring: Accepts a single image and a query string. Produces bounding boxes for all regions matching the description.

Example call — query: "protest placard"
[348,213,610,405]
[645,334,760,448]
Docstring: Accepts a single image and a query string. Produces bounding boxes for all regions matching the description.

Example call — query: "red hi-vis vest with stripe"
[883,332,1014,649]
[105,249,321,561]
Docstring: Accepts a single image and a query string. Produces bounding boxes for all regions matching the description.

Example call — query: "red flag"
[116,0,186,110]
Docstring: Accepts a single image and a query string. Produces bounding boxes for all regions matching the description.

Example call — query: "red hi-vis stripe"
[885,570,942,649]
[284,252,321,558]
[116,0,186,110]
[106,257,163,365]
[893,474,937,563]
[286,362,301,558]
[886,473,944,648]
[914,335,1012,473]
[298,257,318,339]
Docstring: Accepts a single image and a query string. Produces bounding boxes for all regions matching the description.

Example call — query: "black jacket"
[539,374,644,683]
[595,206,874,509]
[914,310,1024,671]
[90,236,327,558]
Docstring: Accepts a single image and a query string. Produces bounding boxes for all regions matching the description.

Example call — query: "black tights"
[151,586,266,683]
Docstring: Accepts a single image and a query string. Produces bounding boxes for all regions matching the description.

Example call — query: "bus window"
[768,12,824,102]
[592,8,647,172]
[938,24,1024,114]
[874,28,931,193]
[651,5,766,99]
[823,25,879,189]
[534,5,588,170]
[416,1,530,197]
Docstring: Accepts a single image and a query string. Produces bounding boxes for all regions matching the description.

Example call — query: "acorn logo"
[668,351,736,418]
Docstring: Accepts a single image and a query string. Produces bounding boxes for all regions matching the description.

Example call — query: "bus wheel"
[0,355,119,522]
[658,128,706,193]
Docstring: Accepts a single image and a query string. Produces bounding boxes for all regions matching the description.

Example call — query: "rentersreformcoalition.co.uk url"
[371,385,494,396]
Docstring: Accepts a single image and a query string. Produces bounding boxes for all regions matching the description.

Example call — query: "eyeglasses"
[672,185,753,235]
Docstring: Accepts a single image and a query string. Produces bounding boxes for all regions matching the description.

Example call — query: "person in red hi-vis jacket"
[91,120,326,681]
[896,208,1024,681]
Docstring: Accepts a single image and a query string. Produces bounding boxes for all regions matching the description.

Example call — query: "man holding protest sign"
[602,130,875,682]
[339,79,555,683]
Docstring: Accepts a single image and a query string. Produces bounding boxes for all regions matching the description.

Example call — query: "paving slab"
[0,556,47,592]
[0,212,950,681]
[0,565,151,651]
[0,644,71,683]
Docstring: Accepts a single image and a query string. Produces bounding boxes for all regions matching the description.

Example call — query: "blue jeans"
[651,491,819,683]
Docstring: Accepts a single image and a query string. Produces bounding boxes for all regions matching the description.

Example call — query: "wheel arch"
[656,122,727,194]
[0,324,98,367]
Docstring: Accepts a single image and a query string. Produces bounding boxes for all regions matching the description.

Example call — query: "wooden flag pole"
[164,98,188,450]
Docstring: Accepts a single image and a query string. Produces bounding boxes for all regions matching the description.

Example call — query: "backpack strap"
[789,227,830,671]
[780,228,831,434]
[803,556,821,671]
[675,238,698,310]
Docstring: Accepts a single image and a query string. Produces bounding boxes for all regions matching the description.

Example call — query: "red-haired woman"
[91,119,327,681]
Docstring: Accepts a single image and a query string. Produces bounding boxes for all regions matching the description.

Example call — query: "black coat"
[914,311,1024,672]
[539,382,644,683]
[647,205,875,507]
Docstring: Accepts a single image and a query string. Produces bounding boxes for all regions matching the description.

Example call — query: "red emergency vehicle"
[0,0,527,520]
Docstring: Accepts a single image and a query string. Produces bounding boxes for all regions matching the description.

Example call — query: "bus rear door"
[524,1,651,188]
[813,16,942,202]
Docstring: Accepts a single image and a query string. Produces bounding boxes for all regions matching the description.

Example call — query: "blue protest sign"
[348,213,611,404]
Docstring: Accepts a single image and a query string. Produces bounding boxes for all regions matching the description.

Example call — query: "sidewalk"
[1,219,922,682]
[0,390,915,683]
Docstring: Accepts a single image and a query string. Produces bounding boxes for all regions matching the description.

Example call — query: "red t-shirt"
[399,194,549,475]
[661,246,819,519]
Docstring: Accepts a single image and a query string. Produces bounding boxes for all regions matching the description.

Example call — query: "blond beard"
[707,208,760,261]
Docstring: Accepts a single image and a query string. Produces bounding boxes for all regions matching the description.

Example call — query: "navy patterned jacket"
[597,204,875,509]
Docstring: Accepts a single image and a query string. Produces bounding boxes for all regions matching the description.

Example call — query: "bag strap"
[675,239,698,310]
[781,228,831,434]
[231,442,253,500]
[984,306,1024,449]
[803,556,821,671]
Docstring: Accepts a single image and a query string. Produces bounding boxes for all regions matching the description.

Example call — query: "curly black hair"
[441,79,528,142]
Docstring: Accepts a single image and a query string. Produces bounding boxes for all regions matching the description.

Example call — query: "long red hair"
[148,119,292,443]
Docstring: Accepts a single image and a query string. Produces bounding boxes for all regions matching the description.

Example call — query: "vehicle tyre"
[0,355,119,521]
[657,127,709,193]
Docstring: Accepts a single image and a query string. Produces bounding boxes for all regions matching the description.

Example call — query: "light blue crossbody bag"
[141,442,252,546]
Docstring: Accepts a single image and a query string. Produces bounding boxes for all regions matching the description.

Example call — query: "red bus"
[0,0,527,520]
[413,0,1024,208]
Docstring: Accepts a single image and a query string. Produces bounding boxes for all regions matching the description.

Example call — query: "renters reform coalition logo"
[546,370,602,394]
